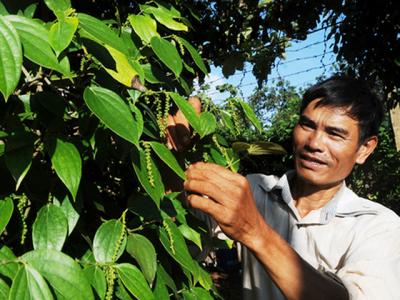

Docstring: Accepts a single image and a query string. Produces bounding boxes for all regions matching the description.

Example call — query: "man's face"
[293,98,370,190]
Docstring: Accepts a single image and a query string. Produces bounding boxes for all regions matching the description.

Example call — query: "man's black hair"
[300,76,384,147]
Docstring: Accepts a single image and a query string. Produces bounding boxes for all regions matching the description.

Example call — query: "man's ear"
[356,136,378,165]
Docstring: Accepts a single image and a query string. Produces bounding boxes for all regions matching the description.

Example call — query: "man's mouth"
[300,154,326,165]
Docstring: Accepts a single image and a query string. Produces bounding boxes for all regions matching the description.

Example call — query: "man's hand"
[165,97,201,152]
[183,162,264,246]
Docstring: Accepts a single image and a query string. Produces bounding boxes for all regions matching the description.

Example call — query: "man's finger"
[188,97,201,117]
[166,115,183,152]
[188,162,245,182]
[187,194,227,221]
[174,109,191,145]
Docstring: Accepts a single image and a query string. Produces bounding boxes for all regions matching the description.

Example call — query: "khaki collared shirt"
[242,170,400,300]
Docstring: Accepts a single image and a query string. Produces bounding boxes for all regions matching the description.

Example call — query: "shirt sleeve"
[334,211,400,300]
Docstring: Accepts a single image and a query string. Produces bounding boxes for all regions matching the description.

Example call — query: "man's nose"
[306,130,325,152]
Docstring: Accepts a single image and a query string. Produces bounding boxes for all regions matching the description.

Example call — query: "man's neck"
[291,175,343,219]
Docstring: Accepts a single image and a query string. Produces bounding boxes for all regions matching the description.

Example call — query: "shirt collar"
[266,170,346,224]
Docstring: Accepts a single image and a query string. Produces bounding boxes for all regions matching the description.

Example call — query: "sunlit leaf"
[49,15,78,56]
[150,36,182,77]
[129,14,159,44]
[247,141,287,155]
[0,198,13,236]
[47,136,82,201]
[170,92,201,133]
[43,0,70,12]
[32,204,68,251]
[239,100,262,133]
[83,265,106,300]
[148,6,188,31]
[84,86,142,147]
[0,278,10,300]
[0,15,22,101]
[93,219,126,263]
[199,112,216,138]
[0,244,18,284]
[22,249,94,300]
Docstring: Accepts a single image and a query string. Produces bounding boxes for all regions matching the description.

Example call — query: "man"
[166,76,400,299]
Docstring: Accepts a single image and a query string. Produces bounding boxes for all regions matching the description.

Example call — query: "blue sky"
[197,26,338,103]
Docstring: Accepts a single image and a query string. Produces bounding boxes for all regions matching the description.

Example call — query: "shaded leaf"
[220,111,236,137]
[177,37,208,75]
[247,141,287,155]
[22,249,94,300]
[232,142,250,153]
[0,198,13,236]
[126,234,156,284]
[157,264,177,295]
[93,219,126,263]
[10,264,53,300]
[84,86,142,147]
[115,264,155,300]
[47,136,82,201]
[178,223,202,250]
[0,244,18,284]
[83,265,106,300]
[150,36,182,77]
[238,100,262,133]
[32,204,68,251]
[153,271,169,299]
[148,141,186,180]
[0,15,22,101]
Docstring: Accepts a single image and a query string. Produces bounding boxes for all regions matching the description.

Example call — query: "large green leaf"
[4,131,37,190]
[10,264,53,300]
[93,219,126,263]
[177,37,208,75]
[83,265,106,300]
[157,264,177,295]
[0,244,18,284]
[47,136,82,201]
[49,16,79,56]
[129,14,159,44]
[130,146,164,208]
[43,0,70,12]
[53,185,83,236]
[22,249,94,300]
[239,100,262,133]
[5,15,71,78]
[148,141,186,180]
[178,223,202,250]
[126,234,157,284]
[0,197,13,236]
[84,86,142,147]
[220,110,236,137]
[153,271,169,299]
[150,36,182,77]
[199,112,216,138]
[0,15,22,101]
[115,263,155,300]
[32,204,68,251]
[0,278,10,300]
[183,287,214,300]
[170,92,201,133]
[159,219,197,276]
[77,13,128,56]
[148,6,188,32]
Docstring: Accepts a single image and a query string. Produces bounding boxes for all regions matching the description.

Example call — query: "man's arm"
[184,162,349,300]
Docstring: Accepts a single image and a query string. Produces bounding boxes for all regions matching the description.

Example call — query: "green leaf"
[53,184,83,236]
[84,86,142,147]
[77,13,128,56]
[220,110,236,137]
[159,219,197,276]
[195,264,214,291]
[157,264,178,295]
[49,16,79,55]
[22,249,94,300]
[148,6,188,31]
[178,223,202,250]
[5,132,37,190]
[0,15,22,101]
[150,36,182,77]
[32,204,68,251]
[129,14,159,44]
[126,234,157,285]
[83,265,106,300]
[0,244,18,284]
[170,92,201,133]
[178,37,208,75]
[183,287,214,300]
[247,141,287,155]
[6,15,71,78]
[199,112,216,138]
[0,277,10,300]
[115,263,155,300]
[93,219,126,263]
[0,198,13,236]
[43,0,70,12]
[10,264,53,300]
[153,271,169,299]
[238,100,262,133]
[47,136,82,201]
[130,146,164,208]
[148,141,187,181]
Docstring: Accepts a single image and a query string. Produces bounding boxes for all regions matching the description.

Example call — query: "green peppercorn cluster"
[17,194,28,244]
